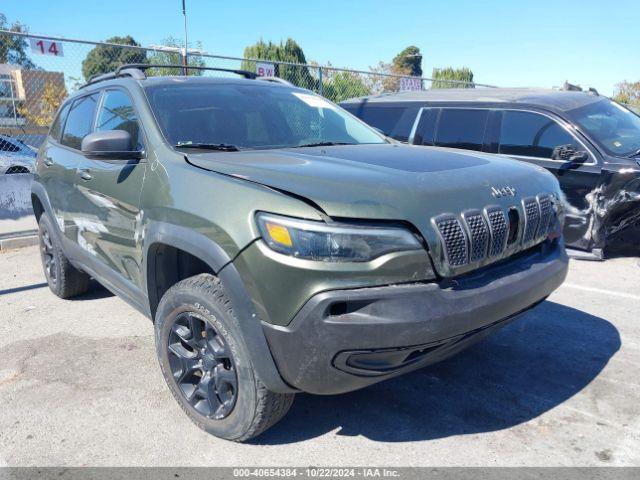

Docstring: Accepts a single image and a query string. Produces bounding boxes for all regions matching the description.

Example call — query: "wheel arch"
[143,222,296,394]
[31,193,44,222]
[31,182,56,230]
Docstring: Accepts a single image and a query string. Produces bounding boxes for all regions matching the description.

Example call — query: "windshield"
[568,99,640,157]
[144,82,386,150]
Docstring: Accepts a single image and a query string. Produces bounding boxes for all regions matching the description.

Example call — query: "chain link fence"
[0,30,498,156]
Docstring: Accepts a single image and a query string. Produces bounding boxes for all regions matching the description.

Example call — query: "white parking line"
[561,283,640,302]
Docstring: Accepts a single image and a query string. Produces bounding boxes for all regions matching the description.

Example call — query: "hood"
[186,143,562,276]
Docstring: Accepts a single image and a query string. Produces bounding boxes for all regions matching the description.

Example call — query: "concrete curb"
[0,230,39,252]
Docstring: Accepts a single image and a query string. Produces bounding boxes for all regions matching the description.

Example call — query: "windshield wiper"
[293,141,356,148]
[627,148,640,158]
[175,142,240,151]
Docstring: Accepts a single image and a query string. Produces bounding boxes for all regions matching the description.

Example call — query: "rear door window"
[413,108,439,145]
[434,109,489,151]
[49,102,71,142]
[61,93,99,150]
[499,110,580,158]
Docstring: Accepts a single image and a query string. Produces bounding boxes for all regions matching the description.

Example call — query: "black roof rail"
[80,63,258,89]
[83,68,145,88]
[115,63,258,79]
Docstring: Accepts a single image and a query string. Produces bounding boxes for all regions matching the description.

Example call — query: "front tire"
[38,214,90,299]
[154,274,294,441]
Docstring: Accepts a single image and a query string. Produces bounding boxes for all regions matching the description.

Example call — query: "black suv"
[342,89,640,257]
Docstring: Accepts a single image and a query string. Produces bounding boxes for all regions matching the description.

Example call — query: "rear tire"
[38,214,90,299]
[155,273,294,442]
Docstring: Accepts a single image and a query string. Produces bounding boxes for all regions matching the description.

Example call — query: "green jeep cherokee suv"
[32,65,569,441]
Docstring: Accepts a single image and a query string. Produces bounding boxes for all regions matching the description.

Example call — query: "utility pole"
[182,0,188,75]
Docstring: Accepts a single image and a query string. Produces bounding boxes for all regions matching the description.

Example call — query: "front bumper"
[262,241,568,394]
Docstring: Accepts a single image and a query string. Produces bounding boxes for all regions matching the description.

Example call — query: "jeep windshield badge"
[491,186,517,198]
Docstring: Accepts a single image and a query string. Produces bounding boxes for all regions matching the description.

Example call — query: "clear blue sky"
[3,0,639,95]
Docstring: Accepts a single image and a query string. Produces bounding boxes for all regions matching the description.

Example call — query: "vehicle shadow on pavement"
[68,280,115,301]
[254,300,620,444]
[0,282,48,296]
[0,279,114,299]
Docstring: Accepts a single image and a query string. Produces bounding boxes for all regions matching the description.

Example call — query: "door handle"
[43,157,54,167]
[78,169,93,181]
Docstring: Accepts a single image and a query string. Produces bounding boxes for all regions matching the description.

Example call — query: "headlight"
[256,212,423,262]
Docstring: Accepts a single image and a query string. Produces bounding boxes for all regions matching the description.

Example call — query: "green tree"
[0,13,37,68]
[368,46,424,93]
[323,69,371,103]
[81,35,147,80]
[146,37,205,76]
[17,79,67,126]
[431,67,475,89]
[242,39,316,90]
[392,46,423,77]
[612,81,640,107]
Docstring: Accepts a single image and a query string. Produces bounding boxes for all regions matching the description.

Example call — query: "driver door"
[73,88,147,290]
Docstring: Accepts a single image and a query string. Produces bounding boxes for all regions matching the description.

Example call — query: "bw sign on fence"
[256,62,275,77]
[399,77,421,92]
[29,38,64,57]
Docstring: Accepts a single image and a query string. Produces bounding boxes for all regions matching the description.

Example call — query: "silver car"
[0,135,37,174]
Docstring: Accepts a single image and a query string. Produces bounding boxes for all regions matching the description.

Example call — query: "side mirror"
[81,130,142,160]
[552,144,588,164]
[569,151,589,164]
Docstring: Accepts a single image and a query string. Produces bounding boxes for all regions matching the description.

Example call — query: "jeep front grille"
[522,197,541,244]
[434,215,468,267]
[462,210,489,262]
[485,206,509,257]
[432,193,557,272]
[537,194,553,240]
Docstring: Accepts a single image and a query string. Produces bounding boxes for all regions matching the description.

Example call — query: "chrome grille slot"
[462,210,489,262]
[434,215,468,267]
[536,194,553,240]
[485,207,508,257]
[522,197,541,244]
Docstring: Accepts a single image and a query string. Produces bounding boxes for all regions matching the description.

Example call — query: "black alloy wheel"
[167,311,238,419]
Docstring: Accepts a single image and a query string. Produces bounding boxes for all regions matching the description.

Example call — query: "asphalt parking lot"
[0,246,638,467]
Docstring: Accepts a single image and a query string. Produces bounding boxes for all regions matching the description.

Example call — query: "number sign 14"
[29,38,64,57]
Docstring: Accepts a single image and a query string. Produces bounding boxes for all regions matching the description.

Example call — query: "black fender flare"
[143,222,297,394]
[31,181,54,230]
[31,181,69,250]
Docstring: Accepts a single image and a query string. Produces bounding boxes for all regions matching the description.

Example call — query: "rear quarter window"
[346,105,418,142]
